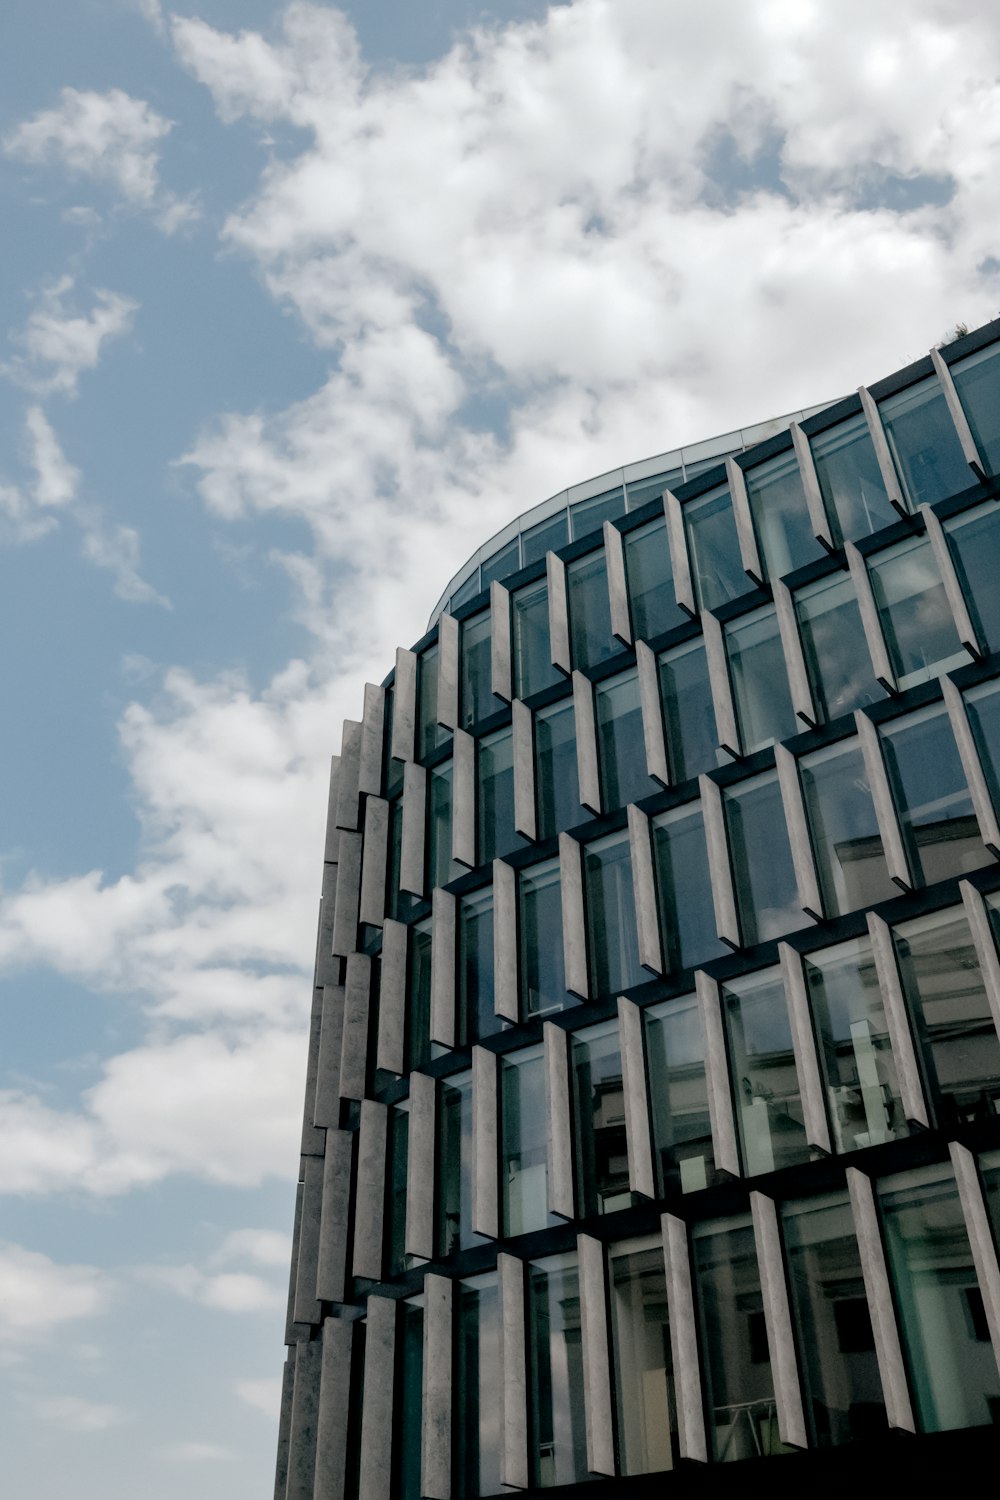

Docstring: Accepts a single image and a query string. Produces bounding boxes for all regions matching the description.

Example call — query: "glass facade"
[721,967,809,1176]
[878,376,972,509]
[685,485,750,612]
[570,1019,629,1217]
[519,857,569,1017]
[725,604,797,754]
[795,570,880,723]
[659,636,718,783]
[868,533,965,690]
[583,829,642,996]
[745,446,822,578]
[528,1254,588,1487]
[880,703,990,887]
[567,551,615,671]
[512,578,561,699]
[645,992,714,1193]
[501,1046,554,1237]
[535,699,580,842]
[623,517,684,640]
[724,770,802,946]
[595,669,657,809]
[798,737,894,916]
[608,1237,678,1474]
[652,800,724,973]
[810,410,894,543]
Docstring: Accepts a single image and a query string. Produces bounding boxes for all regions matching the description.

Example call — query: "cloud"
[4,87,197,230]
[136,1263,284,1312]
[211,1228,293,1268]
[161,1440,234,1462]
[79,512,172,607]
[31,1395,124,1432]
[0,1244,110,1339]
[25,406,79,509]
[235,1375,283,1419]
[3,277,139,398]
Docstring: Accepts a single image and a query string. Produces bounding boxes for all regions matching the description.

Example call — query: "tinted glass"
[438,1071,487,1256]
[596,669,658,809]
[659,637,718,783]
[584,830,643,996]
[799,738,894,916]
[722,968,809,1175]
[456,1275,502,1497]
[685,487,750,612]
[461,612,496,729]
[652,802,725,973]
[396,1299,424,1500]
[519,858,571,1017]
[512,578,561,699]
[952,341,1000,475]
[868,534,964,690]
[623,517,684,640]
[459,888,501,1045]
[528,1255,587,1487]
[480,536,520,592]
[571,1020,629,1217]
[745,446,822,578]
[725,605,797,754]
[535,700,580,841]
[522,511,568,566]
[796,571,880,723]
[626,468,682,509]
[386,1103,409,1275]
[810,411,894,543]
[879,376,972,508]
[965,678,1000,810]
[501,1047,554,1236]
[881,704,989,886]
[646,993,714,1193]
[428,761,456,890]
[409,919,433,1071]
[417,645,449,760]
[570,485,625,541]
[609,1242,679,1474]
[478,727,520,864]
[567,550,615,670]
[726,771,803,946]
[944,503,1000,654]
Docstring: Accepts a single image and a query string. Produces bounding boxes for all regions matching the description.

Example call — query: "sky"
[1,0,1000,1494]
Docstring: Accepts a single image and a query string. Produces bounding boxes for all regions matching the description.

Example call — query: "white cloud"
[136,1263,284,1312]
[235,1375,283,1419]
[3,277,138,398]
[32,1395,124,1432]
[25,406,79,510]
[0,1244,110,1339]
[161,1440,234,1462]
[79,512,172,607]
[212,1228,293,1268]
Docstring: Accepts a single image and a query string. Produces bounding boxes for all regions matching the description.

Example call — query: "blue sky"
[2,2,1000,1494]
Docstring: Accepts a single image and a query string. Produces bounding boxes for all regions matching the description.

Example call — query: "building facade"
[276,318,1000,1499]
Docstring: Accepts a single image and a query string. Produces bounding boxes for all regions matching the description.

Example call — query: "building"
[276,317,1000,1499]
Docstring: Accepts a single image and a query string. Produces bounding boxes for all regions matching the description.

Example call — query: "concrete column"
[313,1318,354,1500]
[604,518,632,646]
[855,709,912,889]
[472,1046,499,1240]
[846,542,898,694]
[942,675,1000,854]
[573,670,601,817]
[559,832,589,1000]
[773,578,819,728]
[422,1274,453,1500]
[391,648,417,764]
[846,1166,915,1432]
[544,1021,575,1220]
[790,419,836,552]
[438,612,460,731]
[546,551,571,674]
[359,796,389,927]
[774,743,824,920]
[778,943,832,1156]
[399,762,427,898]
[359,682,386,797]
[663,489,696,618]
[313,984,345,1129]
[661,1212,707,1462]
[352,1099,388,1282]
[636,639,670,786]
[376,920,407,1077]
[430,888,457,1050]
[336,720,363,832]
[492,580,513,703]
[702,609,740,759]
[358,1297,396,1500]
[726,455,765,586]
[498,1253,529,1489]
[578,1233,616,1476]
[286,1339,323,1500]
[494,858,519,1023]
[331,832,362,959]
[617,995,655,1199]
[858,385,907,516]
[750,1191,808,1449]
[695,969,740,1178]
[405,1071,436,1261]
[452,728,477,869]
[627,803,663,975]
[316,1130,353,1304]
[512,699,537,841]
[338,953,372,1104]
[293,1154,325,1326]
[866,911,931,1129]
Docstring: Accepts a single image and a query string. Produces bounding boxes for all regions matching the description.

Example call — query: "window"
[596,668,658,810]
[522,511,568,566]
[408,918,433,1071]
[724,604,797,754]
[964,677,1000,811]
[478,727,521,864]
[725,770,803,946]
[608,1237,679,1474]
[571,1019,629,1217]
[459,888,502,1045]
[880,703,990,886]
[626,468,682,509]
[645,993,714,1193]
[512,578,561,699]
[519,858,571,1017]
[943,504,1000,655]
[480,536,520,592]
[744,446,822,578]
[878,375,972,508]
[567,550,615,670]
[652,801,724,973]
[804,937,907,1152]
[893,905,1000,1126]
[795,571,880,723]
[461,611,496,729]
[798,738,895,916]
[535,700,580,842]
[386,794,405,922]
[501,1046,554,1237]
[385,1101,409,1276]
[528,1253,588,1487]
[658,636,718,783]
[685,485,750,612]
[810,411,894,543]
[584,829,643,996]
[721,967,810,1175]
[437,1071,487,1256]
[428,760,456,891]
[951,340,1000,475]
[570,485,625,540]
[417,644,449,760]
[456,1273,502,1497]
[395,1296,424,1500]
[867,534,965,690]
[623,517,685,641]
[781,1192,886,1446]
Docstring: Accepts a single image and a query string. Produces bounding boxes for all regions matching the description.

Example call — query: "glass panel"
[456,1274,502,1497]
[810,411,895,543]
[722,967,809,1175]
[571,1019,629,1217]
[501,1046,555,1236]
[726,770,803,946]
[535,700,580,842]
[478,727,521,865]
[396,1297,424,1500]
[725,605,797,754]
[952,340,1000,475]
[387,794,405,922]
[868,534,965,690]
[522,511,569,567]
[880,1164,1000,1432]
[745,447,822,578]
[480,536,520,592]
[693,1216,789,1461]
[881,704,989,886]
[652,801,725,973]
[879,375,972,508]
[461,612,497,729]
[386,1102,409,1275]
[438,1071,488,1257]
[894,906,1000,1126]
[799,738,895,916]
[519,857,573,1017]
[418,644,449,761]
[570,485,625,541]
[782,1192,887,1446]
[623,517,685,640]
[451,571,481,611]
[659,637,718,782]
[980,1146,1000,1256]
[796,571,880,724]
[805,937,907,1152]
[945,504,1000,655]
[512,578,561,699]
[596,669,658,810]
[966,677,1000,811]
[609,1239,679,1475]
[428,761,457,890]
[528,1253,588,1488]
[567,551,615,670]
[584,830,643,996]
[459,888,502,1045]
[625,468,682,509]
[685,486,750,612]
[409,918,433,1071]
[646,993,714,1193]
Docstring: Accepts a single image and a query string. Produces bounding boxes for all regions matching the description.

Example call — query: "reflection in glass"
[570,486,625,541]
[745,447,821,578]
[879,376,972,508]
[693,1217,789,1462]
[725,605,797,753]
[596,669,658,809]
[945,504,1000,654]
[880,1165,1000,1432]
[868,534,965,690]
[535,700,580,842]
[512,579,561,699]
[952,340,1000,475]
[396,1296,424,1500]
[795,571,880,723]
[428,761,456,890]
[881,704,989,886]
[722,968,809,1175]
[725,771,803,946]
[528,1254,588,1488]
[519,858,571,1017]
[685,486,750,612]
[568,551,615,670]
[456,1274,502,1497]
[522,511,569,566]
[659,637,718,783]
[478,727,521,864]
[810,411,895,543]
[417,645,449,760]
[571,1020,629,1217]
[782,1192,886,1446]
[609,1239,678,1474]
[386,1101,409,1275]
[480,536,520,593]
[652,802,725,973]
[805,938,906,1152]
[459,888,502,1045]
[462,612,496,729]
[626,469,682,509]
[894,906,1000,1126]
[966,677,1000,811]
[501,1047,554,1237]
[799,738,894,916]
[645,994,714,1193]
[584,830,642,996]
[408,918,433,1071]
[623,517,684,641]
[438,1071,488,1257]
